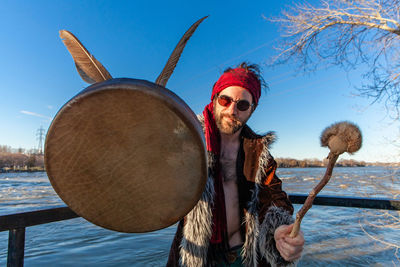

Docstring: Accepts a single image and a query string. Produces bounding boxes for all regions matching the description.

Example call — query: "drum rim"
[45,78,207,232]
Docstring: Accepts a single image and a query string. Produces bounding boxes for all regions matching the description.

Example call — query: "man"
[167,63,304,266]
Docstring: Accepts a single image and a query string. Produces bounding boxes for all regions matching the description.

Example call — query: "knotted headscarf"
[202,67,261,244]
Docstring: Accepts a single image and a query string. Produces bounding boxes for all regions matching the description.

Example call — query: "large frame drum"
[45,78,207,233]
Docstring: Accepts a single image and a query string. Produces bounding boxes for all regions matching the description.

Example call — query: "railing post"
[7,228,25,267]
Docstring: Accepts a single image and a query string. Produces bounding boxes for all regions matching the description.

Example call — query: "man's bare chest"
[220,155,237,182]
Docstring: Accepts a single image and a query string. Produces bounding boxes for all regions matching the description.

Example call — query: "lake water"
[1,167,399,266]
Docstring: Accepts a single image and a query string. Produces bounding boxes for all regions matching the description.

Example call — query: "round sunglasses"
[217,95,254,111]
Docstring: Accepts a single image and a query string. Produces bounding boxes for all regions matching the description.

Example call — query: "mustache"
[221,114,240,122]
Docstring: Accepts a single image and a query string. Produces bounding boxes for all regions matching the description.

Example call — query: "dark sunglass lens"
[237,100,250,111]
[218,96,231,107]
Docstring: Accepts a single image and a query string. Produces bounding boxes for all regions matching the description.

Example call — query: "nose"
[226,101,238,116]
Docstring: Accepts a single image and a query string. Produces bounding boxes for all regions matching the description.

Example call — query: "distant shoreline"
[1,164,398,174]
[0,168,45,173]
[0,150,44,173]
[275,157,399,168]
[0,151,398,174]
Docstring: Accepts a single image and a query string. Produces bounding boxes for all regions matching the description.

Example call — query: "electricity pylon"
[36,126,45,155]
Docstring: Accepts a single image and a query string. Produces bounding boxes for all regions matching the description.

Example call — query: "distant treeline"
[0,145,397,172]
[0,145,44,172]
[275,158,368,168]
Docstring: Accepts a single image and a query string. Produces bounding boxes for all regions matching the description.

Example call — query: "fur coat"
[167,117,295,267]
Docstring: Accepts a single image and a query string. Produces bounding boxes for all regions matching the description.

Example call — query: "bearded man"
[167,63,304,267]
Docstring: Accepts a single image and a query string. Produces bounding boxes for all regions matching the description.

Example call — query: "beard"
[214,112,246,135]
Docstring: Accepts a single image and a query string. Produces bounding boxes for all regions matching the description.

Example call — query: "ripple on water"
[279,176,296,180]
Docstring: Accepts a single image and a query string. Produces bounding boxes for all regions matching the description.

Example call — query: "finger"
[285,248,303,262]
[282,224,293,234]
[280,239,304,259]
[274,225,290,240]
[278,242,303,262]
[284,231,305,246]
[279,239,296,256]
[284,237,304,247]
[284,237,304,253]
[285,223,294,233]
[284,253,301,262]
[276,241,290,261]
[276,225,289,233]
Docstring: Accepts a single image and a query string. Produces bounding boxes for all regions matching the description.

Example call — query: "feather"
[59,30,112,84]
[155,16,208,87]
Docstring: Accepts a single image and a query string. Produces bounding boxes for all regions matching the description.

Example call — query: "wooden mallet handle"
[290,121,362,238]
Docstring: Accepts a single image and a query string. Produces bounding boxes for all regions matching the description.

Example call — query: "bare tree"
[271,0,400,116]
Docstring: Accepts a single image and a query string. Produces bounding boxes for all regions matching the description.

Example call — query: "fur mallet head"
[320,121,362,155]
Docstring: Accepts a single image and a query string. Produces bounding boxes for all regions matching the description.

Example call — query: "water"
[1,167,399,266]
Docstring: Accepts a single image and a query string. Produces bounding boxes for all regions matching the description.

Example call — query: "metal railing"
[1,207,79,267]
[1,194,400,267]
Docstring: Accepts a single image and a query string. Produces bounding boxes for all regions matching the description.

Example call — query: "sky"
[0,0,399,163]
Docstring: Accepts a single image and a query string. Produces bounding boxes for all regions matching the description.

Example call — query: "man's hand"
[274,224,304,261]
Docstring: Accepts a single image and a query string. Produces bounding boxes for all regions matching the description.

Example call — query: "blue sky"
[1,0,399,163]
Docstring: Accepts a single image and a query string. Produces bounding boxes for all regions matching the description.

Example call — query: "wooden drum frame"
[45,78,207,233]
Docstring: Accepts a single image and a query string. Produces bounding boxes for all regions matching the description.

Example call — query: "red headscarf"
[211,67,261,106]
[202,67,261,244]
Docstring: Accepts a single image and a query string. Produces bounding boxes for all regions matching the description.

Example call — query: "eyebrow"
[219,94,251,101]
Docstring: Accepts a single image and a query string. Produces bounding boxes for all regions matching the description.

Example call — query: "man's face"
[213,86,254,135]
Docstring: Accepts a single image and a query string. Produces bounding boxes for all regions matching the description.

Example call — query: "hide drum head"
[45,78,207,233]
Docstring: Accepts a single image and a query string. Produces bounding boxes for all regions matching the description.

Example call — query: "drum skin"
[45,78,207,233]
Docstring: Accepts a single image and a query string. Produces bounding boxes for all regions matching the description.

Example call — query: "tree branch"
[270,0,400,117]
